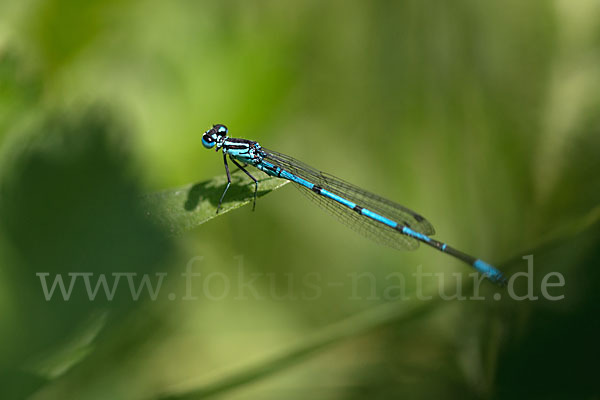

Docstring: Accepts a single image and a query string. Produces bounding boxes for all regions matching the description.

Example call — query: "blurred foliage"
[0,108,174,398]
[0,0,599,399]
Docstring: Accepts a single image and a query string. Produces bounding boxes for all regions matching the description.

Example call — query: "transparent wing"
[262,148,436,251]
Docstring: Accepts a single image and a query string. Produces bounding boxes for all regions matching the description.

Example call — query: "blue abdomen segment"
[256,160,506,285]
[260,161,400,229]
[319,188,357,210]
[360,208,398,229]
[473,259,506,283]
[401,226,431,243]
[399,225,506,284]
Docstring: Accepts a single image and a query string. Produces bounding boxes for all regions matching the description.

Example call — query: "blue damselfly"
[202,124,506,284]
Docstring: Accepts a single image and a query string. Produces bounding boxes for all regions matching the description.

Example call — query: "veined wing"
[262,148,436,251]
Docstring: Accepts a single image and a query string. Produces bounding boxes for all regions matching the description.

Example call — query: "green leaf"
[142,171,289,235]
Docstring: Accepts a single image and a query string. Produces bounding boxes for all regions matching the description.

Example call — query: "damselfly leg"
[229,155,258,211]
[217,154,259,213]
[217,152,232,214]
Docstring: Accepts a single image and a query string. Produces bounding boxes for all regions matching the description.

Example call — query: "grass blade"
[142,172,288,235]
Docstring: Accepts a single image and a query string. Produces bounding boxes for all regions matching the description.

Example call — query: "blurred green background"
[1,0,599,399]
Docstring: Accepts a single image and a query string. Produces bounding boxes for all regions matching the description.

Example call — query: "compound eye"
[202,131,216,149]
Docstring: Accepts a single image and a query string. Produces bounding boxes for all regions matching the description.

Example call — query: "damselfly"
[202,124,506,284]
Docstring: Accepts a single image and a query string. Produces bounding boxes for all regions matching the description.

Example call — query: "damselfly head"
[202,124,228,149]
